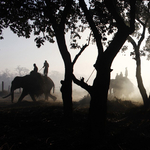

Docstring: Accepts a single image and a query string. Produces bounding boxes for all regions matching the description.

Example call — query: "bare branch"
[136,18,144,26]
[72,44,88,65]
[72,32,92,66]
[138,18,149,47]
[127,36,137,49]
[72,74,91,93]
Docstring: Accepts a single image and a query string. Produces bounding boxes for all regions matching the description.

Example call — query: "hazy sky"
[1,28,150,94]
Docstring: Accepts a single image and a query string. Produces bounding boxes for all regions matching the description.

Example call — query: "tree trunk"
[128,18,150,107]
[88,30,131,142]
[88,63,111,142]
[135,47,149,107]
[60,76,73,120]
[55,29,73,120]
[136,66,149,107]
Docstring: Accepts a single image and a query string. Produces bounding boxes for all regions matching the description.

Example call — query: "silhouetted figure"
[33,63,38,73]
[3,73,56,103]
[109,69,134,99]
[43,60,49,76]
[30,63,38,75]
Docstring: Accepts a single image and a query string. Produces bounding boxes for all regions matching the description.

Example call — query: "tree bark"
[89,64,111,141]
[74,0,136,142]
[135,46,149,107]
[45,0,74,120]
[55,29,73,120]
[128,17,150,107]
[87,30,131,141]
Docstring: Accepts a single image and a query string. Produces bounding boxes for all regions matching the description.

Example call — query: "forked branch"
[72,32,92,66]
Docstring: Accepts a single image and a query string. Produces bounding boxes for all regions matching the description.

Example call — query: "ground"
[0,95,150,150]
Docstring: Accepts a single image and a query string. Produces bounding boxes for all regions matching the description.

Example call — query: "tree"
[72,0,136,141]
[15,66,29,76]
[0,0,137,141]
[0,0,81,119]
[0,69,14,91]
[126,1,150,107]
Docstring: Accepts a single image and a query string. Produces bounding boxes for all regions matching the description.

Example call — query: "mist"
[109,68,143,104]
[0,65,145,104]
[0,67,88,102]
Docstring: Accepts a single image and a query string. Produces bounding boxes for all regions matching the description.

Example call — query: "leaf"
[73,33,81,39]
[130,52,135,56]
[0,36,4,40]
[121,46,128,52]
[34,37,45,48]
[49,38,55,43]
[102,37,107,41]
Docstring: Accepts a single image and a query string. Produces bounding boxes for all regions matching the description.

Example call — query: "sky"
[1,28,150,101]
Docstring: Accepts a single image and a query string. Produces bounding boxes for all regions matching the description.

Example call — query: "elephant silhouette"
[3,72,57,103]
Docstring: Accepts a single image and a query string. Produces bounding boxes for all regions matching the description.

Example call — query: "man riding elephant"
[43,60,49,76]
[3,73,57,103]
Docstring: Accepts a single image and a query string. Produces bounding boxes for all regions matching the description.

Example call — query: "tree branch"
[79,0,103,55]
[104,0,127,29]
[104,0,136,64]
[60,0,73,30]
[72,32,92,66]
[127,36,137,49]
[45,0,73,31]
[136,18,144,26]
[72,74,91,93]
[72,44,88,66]
[138,18,149,47]
[129,0,136,33]
[44,0,58,29]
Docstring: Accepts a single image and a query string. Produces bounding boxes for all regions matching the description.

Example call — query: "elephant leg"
[18,90,28,103]
[45,93,48,101]
[29,94,36,102]
[48,93,57,101]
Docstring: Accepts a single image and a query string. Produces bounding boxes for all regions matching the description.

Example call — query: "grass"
[0,97,150,149]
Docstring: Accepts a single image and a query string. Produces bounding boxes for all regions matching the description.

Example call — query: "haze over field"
[0,28,150,103]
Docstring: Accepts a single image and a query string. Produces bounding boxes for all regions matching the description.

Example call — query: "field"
[0,95,150,150]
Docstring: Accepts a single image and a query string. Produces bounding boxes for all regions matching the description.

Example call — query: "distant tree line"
[0,70,14,91]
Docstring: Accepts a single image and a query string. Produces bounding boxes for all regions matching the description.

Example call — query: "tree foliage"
[0,0,138,139]
[126,1,150,57]
[0,0,83,47]
[0,0,135,48]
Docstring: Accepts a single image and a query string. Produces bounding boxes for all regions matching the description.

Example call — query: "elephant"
[109,76,134,99]
[3,72,57,103]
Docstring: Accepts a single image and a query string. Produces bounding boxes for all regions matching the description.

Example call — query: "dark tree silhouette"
[0,0,80,119]
[0,0,137,140]
[72,0,136,140]
[126,1,150,107]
